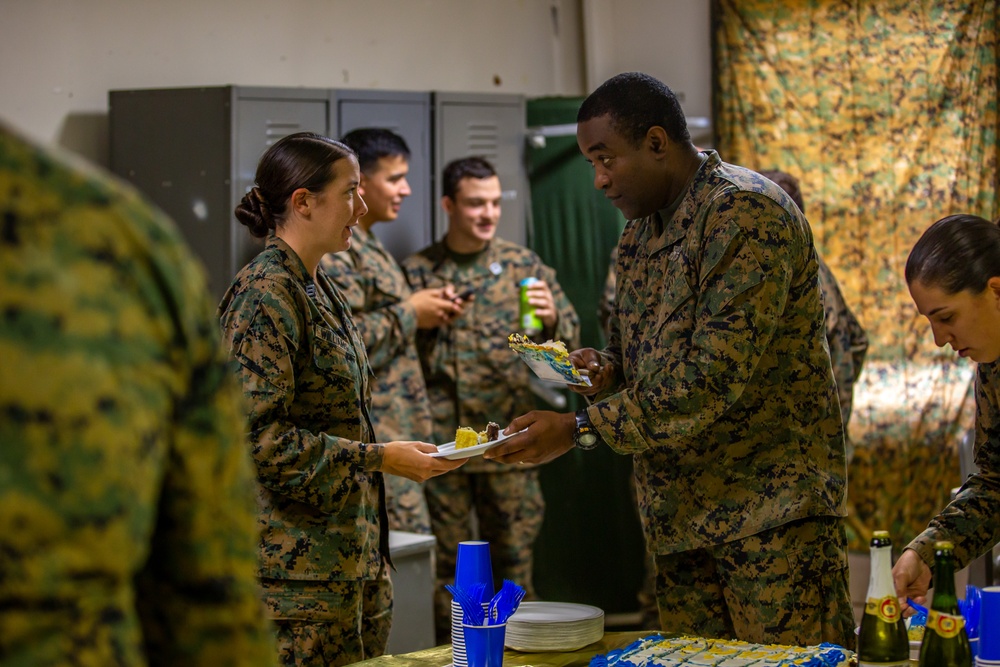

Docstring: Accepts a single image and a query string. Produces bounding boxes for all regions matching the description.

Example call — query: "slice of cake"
[486,421,500,441]
[478,421,501,443]
[455,427,480,449]
[508,333,591,386]
[589,634,852,667]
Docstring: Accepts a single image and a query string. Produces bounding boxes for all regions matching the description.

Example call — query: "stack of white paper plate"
[504,601,605,652]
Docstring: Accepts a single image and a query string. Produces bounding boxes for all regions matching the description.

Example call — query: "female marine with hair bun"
[892,213,1000,611]
[219,132,464,667]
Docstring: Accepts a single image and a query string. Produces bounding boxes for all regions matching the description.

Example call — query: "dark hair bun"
[235,186,273,238]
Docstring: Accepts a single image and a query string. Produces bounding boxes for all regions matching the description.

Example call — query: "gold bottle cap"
[873,530,890,538]
[934,540,954,549]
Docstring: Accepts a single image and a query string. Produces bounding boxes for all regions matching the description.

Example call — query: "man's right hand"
[409,287,463,329]
[569,347,614,396]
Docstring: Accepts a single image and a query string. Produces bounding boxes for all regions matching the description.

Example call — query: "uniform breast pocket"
[619,267,694,341]
[474,287,521,370]
[651,269,696,335]
[312,324,359,383]
[370,268,407,305]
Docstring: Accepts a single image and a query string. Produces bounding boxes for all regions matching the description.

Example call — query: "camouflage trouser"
[385,474,432,535]
[629,471,660,630]
[653,515,855,650]
[426,469,544,644]
[261,563,393,667]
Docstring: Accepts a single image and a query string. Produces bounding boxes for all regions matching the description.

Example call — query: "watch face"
[578,432,598,447]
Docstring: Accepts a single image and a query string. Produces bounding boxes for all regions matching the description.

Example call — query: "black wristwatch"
[574,409,600,450]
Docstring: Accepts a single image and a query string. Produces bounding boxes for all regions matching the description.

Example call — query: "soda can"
[519,277,543,336]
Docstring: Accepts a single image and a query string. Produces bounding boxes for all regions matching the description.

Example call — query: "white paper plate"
[432,429,524,460]
[504,601,604,652]
[508,601,603,624]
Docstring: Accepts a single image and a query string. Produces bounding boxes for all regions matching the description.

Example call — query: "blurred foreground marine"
[0,122,275,666]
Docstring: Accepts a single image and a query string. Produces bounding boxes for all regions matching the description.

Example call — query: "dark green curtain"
[525,97,646,616]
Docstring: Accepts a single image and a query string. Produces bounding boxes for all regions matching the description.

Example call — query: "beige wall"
[583,0,712,118]
[0,0,712,165]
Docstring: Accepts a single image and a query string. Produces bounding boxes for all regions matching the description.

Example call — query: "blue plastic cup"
[980,586,1000,660]
[463,623,506,667]
[455,540,494,596]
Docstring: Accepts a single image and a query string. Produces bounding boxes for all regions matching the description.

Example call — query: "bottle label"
[925,608,965,638]
[864,595,902,623]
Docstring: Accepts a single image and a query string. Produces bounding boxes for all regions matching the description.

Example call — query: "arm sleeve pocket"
[703,236,765,318]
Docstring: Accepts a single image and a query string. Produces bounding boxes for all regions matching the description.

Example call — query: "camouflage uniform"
[598,246,618,340]
[606,250,869,445]
[816,256,868,455]
[905,359,1000,568]
[591,151,854,646]
[219,236,391,667]
[320,226,433,535]
[401,237,580,642]
[0,124,274,665]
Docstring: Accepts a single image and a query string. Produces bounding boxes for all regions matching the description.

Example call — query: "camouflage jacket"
[604,248,868,431]
[592,151,847,554]
[907,360,1000,568]
[816,257,868,429]
[598,246,618,341]
[219,235,388,581]
[320,226,432,442]
[0,125,274,665]
[401,237,580,473]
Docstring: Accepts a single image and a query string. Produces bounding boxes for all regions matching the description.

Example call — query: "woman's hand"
[892,548,932,615]
[380,441,465,482]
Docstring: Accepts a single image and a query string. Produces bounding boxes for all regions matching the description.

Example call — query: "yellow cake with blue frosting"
[590,634,853,667]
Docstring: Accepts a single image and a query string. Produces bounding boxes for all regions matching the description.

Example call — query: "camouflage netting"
[713,0,999,550]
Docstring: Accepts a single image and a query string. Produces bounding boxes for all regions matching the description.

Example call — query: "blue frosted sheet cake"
[590,634,853,667]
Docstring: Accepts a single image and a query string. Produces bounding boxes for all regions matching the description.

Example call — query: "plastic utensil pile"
[907,584,981,638]
[447,579,526,626]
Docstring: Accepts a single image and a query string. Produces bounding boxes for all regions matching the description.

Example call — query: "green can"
[519,277,543,336]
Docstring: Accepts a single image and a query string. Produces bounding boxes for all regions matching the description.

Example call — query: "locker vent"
[464,122,500,162]
[264,120,306,145]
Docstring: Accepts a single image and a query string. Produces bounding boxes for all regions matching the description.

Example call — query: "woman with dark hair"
[893,213,1000,605]
[219,132,463,667]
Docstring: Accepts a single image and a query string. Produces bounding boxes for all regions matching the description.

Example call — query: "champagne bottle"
[858,531,909,666]
[918,540,971,667]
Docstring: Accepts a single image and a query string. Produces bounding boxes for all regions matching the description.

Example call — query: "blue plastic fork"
[446,582,486,626]
[488,579,526,625]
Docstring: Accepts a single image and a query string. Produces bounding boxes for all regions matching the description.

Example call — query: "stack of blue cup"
[451,541,494,667]
[463,622,506,667]
[978,586,1000,666]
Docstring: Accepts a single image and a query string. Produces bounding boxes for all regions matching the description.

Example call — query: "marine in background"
[401,156,581,643]
[320,128,462,534]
